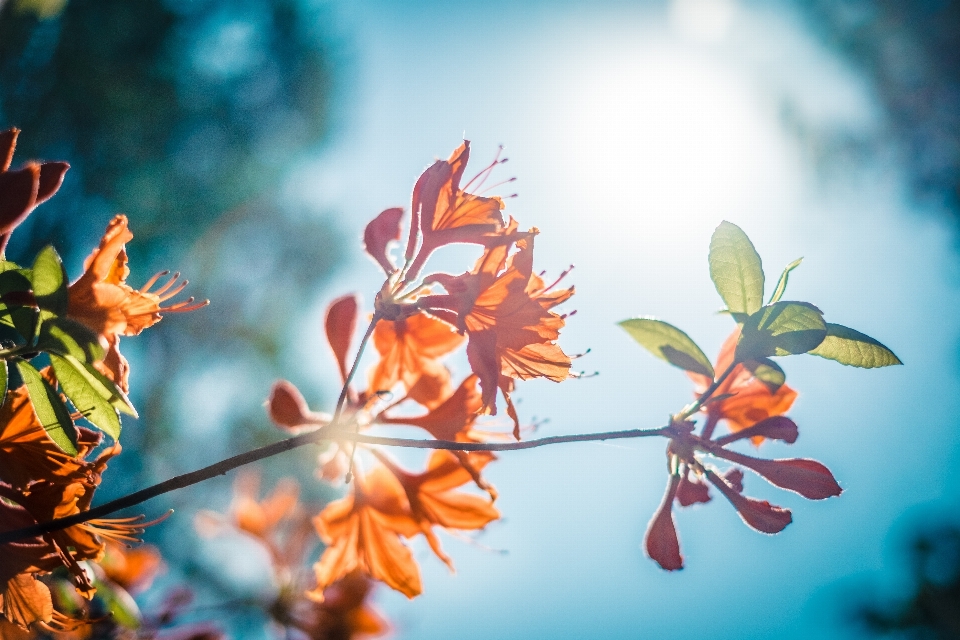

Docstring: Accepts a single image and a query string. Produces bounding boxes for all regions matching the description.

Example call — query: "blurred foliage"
[803,0,960,216]
[0,0,349,632]
[0,0,347,595]
[851,521,960,638]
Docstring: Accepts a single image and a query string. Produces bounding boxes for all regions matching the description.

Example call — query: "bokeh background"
[2,0,960,637]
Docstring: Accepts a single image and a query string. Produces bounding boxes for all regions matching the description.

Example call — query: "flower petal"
[645,475,683,570]
[325,295,359,383]
[363,207,404,274]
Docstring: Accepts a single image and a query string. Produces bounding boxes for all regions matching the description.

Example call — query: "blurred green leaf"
[0,361,7,410]
[16,359,78,455]
[744,357,786,393]
[768,258,802,304]
[618,318,714,378]
[30,246,68,316]
[0,260,22,273]
[50,354,121,440]
[809,323,902,368]
[709,221,765,316]
[93,580,141,630]
[37,317,105,362]
[736,301,827,360]
[60,354,137,418]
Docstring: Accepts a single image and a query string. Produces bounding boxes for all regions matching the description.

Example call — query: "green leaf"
[15,359,78,455]
[93,580,142,630]
[809,323,902,368]
[50,354,122,440]
[0,269,32,296]
[744,357,786,393]
[618,318,714,378]
[0,260,21,273]
[30,246,68,316]
[709,221,765,316]
[37,317,105,363]
[768,258,802,304]
[0,361,7,410]
[60,354,137,418]
[736,301,827,361]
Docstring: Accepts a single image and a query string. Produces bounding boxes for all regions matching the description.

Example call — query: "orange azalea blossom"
[419,234,573,435]
[0,128,69,242]
[311,449,498,600]
[379,375,498,498]
[290,571,388,640]
[67,214,206,392]
[3,443,164,600]
[97,541,163,595]
[0,381,103,491]
[402,141,518,282]
[368,310,463,404]
[372,449,498,569]
[310,466,422,600]
[688,327,797,440]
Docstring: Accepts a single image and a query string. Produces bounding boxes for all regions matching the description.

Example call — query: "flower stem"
[675,363,737,421]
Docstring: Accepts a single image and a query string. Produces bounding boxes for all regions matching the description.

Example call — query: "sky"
[257,0,960,637]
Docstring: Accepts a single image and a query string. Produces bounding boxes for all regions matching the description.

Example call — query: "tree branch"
[0,424,672,544]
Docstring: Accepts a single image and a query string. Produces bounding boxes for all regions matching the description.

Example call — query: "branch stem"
[0,425,671,544]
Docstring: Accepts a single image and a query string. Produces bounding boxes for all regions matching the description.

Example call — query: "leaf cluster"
[620,221,900,390]
[0,246,134,455]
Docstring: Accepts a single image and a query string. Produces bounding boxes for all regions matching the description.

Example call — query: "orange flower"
[368,310,464,403]
[403,142,514,280]
[0,128,69,241]
[421,234,573,435]
[289,571,388,640]
[7,443,160,600]
[0,382,100,490]
[688,328,797,440]
[380,375,499,498]
[310,467,421,600]
[67,215,206,392]
[374,450,499,569]
[98,541,163,595]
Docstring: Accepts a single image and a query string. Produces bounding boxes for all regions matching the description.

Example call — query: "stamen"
[542,265,575,293]
[157,279,188,302]
[140,270,170,293]
[152,272,182,296]
[477,176,517,196]
[462,146,505,192]
[163,298,210,313]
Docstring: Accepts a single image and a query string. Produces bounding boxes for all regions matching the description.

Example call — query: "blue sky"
[246,0,960,637]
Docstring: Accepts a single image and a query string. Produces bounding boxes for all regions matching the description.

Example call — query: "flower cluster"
[196,471,389,639]
[268,142,577,598]
[0,129,204,635]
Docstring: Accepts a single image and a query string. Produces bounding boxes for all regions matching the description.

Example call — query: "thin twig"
[0,425,671,544]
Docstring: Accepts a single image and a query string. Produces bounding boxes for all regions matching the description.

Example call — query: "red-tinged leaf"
[714,449,842,500]
[714,416,799,446]
[325,295,359,383]
[0,163,39,234]
[675,474,711,507]
[267,379,329,433]
[364,207,404,274]
[706,469,792,534]
[36,161,69,206]
[646,475,683,570]
[0,128,18,171]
